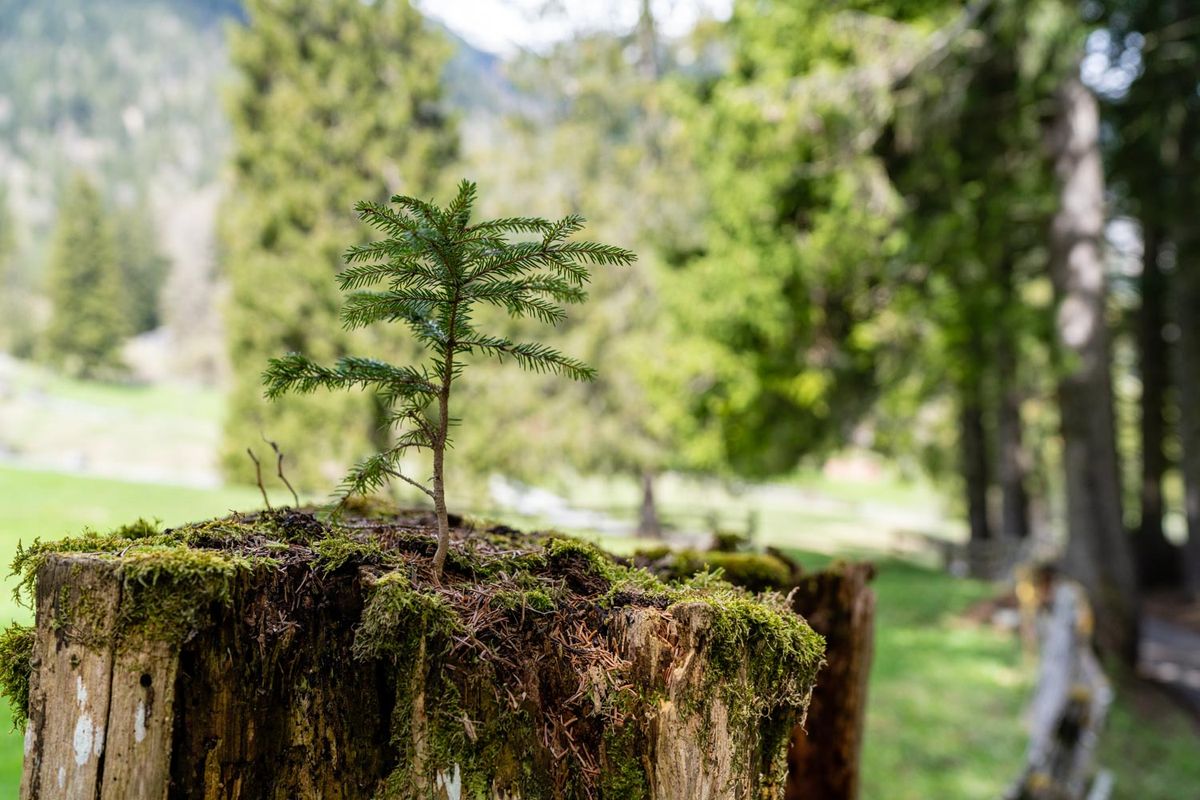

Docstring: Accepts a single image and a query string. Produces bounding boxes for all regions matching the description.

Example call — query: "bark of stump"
[20,548,819,800]
[785,562,876,800]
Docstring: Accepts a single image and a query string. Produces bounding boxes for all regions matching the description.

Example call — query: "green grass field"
[0,465,1195,797]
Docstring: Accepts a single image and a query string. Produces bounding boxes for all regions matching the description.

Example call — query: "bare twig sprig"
[263,435,300,507]
[246,448,271,511]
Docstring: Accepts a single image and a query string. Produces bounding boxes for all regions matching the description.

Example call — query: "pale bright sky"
[416,0,732,56]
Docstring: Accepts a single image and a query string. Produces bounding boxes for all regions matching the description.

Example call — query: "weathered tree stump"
[13,508,824,799]
[785,562,876,800]
[631,547,877,799]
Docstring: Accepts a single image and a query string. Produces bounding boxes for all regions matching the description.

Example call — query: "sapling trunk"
[432,322,456,579]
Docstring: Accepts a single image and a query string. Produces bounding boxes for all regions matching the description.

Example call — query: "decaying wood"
[785,562,876,800]
[21,543,816,800]
[21,556,122,800]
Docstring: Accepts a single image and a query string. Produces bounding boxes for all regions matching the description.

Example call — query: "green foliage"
[0,624,33,730]
[665,0,930,476]
[41,174,129,378]
[877,0,1060,477]
[221,0,458,490]
[10,518,167,607]
[262,180,634,575]
[675,584,825,723]
[114,201,171,334]
[492,587,556,614]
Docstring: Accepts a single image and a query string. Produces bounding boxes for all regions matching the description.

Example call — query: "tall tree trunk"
[1136,225,1181,587]
[1176,248,1200,597]
[996,260,1031,540]
[1048,76,1138,659]
[960,385,993,546]
[638,470,662,539]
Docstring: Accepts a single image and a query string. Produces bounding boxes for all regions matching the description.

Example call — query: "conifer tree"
[42,175,129,378]
[221,0,457,488]
[115,200,170,334]
[262,180,635,578]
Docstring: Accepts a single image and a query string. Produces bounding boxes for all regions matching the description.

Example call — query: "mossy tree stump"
[13,508,824,799]
[633,547,877,800]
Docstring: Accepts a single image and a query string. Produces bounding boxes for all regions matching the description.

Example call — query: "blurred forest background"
[0,0,1199,796]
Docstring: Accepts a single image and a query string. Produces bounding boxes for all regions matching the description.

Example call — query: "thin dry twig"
[262,435,301,507]
[246,448,272,510]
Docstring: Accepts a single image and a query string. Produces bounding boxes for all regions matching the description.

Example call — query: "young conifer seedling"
[262,180,635,579]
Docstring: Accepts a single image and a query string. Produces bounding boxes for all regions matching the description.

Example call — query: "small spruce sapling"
[262,180,635,579]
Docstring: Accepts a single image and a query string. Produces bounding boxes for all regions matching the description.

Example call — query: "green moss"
[311,531,386,574]
[689,552,795,592]
[543,537,621,582]
[632,544,671,561]
[10,518,176,607]
[0,623,34,730]
[117,546,262,645]
[711,531,748,552]
[352,573,461,663]
[337,494,405,519]
[600,719,649,800]
[637,548,796,593]
[493,587,556,614]
[671,584,825,724]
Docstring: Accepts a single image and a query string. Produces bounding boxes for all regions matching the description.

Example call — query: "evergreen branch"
[355,201,455,281]
[552,240,638,266]
[384,417,436,447]
[337,450,433,500]
[335,262,399,290]
[354,201,421,238]
[389,193,444,231]
[520,277,589,303]
[466,216,556,235]
[342,241,426,266]
[343,238,424,264]
[340,290,447,330]
[458,336,598,381]
[466,277,585,305]
[464,241,557,283]
[542,214,586,243]
[540,255,591,286]
[504,294,567,325]
[446,179,477,229]
[262,354,438,399]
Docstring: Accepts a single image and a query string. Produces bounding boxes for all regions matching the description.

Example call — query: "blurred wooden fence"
[1007,581,1114,800]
